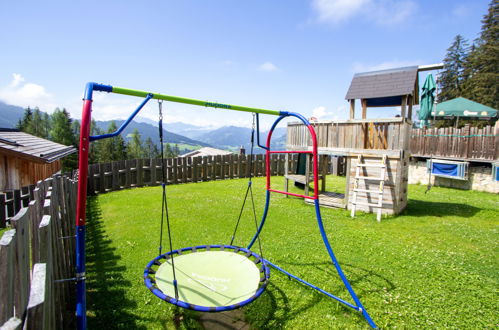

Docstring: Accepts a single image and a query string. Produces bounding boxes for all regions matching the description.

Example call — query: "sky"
[0,0,490,130]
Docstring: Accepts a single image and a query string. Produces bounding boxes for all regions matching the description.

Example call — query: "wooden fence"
[0,175,77,329]
[410,125,498,161]
[86,154,345,194]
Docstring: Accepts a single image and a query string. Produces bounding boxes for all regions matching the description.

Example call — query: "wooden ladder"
[350,154,387,222]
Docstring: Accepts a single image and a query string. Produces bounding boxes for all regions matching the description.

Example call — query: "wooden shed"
[0,129,76,191]
[286,64,442,220]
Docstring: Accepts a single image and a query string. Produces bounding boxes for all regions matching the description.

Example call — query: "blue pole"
[314,200,377,328]
[247,190,270,250]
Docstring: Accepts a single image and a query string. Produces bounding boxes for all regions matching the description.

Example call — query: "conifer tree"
[50,108,76,146]
[464,0,498,109]
[144,137,159,158]
[30,108,47,138]
[127,128,145,159]
[50,108,78,170]
[42,112,51,138]
[89,119,103,164]
[99,121,127,162]
[16,107,33,131]
[438,35,469,102]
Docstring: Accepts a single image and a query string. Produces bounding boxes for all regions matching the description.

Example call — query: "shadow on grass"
[85,196,201,329]
[85,196,143,329]
[406,199,481,218]
[246,259,390,328]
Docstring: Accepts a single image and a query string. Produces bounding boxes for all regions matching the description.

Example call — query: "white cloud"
[311,0,417,26]
[312,0,370,24]
[0,73,56,111]
[10,73,25,87]
[311,105,347,120]
[258,62,278,72]
[369,0,417,25]
[352,59,422,73]
[312,106,330,118]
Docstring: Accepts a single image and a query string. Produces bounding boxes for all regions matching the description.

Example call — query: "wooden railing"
[410,125,498,161]
[0,175,77,329]
[287,118,410,153]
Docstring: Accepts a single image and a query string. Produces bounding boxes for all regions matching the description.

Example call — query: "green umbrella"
[419,74,436,128]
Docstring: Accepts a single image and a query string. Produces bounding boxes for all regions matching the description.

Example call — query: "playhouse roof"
[0,129,76,163]
[345,66,419,106]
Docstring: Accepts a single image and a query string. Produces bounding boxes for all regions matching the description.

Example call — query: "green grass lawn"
[85,176,498,329]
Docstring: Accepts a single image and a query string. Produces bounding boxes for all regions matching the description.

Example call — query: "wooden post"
[150,158,157,185]
[202,157,208,182]
[407,95,413,121]
[137,159,144,187]
[237,155,243,178]
[0,229,16,325]
[112,161,120,191]
[349,100,355,119]
[182,157,188,183]
[401,95,407,119]
[361,99,367,119]
[98,163,106,194]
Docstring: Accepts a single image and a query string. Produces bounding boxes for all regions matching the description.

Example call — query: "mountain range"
[0,101,287,154]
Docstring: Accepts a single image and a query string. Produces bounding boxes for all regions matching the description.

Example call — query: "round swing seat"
[144,245,270,312]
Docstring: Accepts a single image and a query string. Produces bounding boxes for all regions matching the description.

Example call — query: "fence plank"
[0,230,16,325]
[25,263,49,330]
[0,317,22,330]
[9,208,30,319]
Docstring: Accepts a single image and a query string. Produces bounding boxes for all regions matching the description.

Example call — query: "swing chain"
[158,100,163,121]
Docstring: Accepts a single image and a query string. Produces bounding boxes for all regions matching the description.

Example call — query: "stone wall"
[408,160,498,193]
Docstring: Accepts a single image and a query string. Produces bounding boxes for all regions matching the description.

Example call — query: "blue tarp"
[432,163,458,177]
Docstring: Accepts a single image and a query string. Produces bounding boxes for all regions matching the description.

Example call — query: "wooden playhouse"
[285,65,441,220]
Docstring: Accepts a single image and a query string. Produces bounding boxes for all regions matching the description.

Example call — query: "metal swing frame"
[76,82,377,330]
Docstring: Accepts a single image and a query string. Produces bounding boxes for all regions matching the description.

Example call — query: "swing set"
[76,82,377,329]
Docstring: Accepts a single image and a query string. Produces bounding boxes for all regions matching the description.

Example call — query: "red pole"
[75,98,92,329]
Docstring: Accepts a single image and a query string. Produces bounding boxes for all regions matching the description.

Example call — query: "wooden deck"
[305,191,346,208]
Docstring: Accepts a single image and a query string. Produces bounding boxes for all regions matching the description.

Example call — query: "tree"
[89,119,103,164]
[438,35,469,102]
[164,143,175,158]
[16,107,33,131]
[99,121,127,162]
[30,108,47,138]
[50,108,78,171]
[464,0,499,109]
[42,112,51,138]
[50,108,76,146]
[144,137,159,158]
[127,129,145,159]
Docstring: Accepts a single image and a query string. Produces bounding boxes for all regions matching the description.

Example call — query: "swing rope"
[229,114,265,261]
[158,100,179,300]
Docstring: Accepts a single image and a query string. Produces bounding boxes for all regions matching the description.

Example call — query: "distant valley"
[0,101,287,154]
